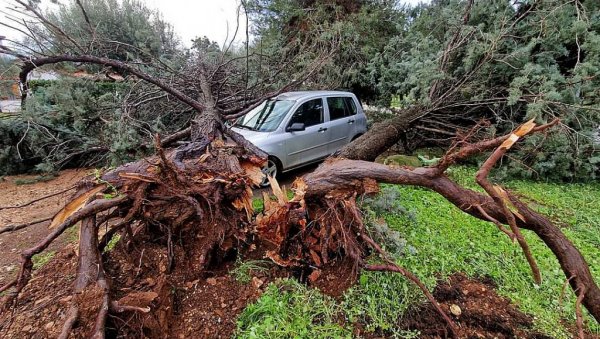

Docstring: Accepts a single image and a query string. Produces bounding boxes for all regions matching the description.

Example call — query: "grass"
[104,234,121,252]
[236,279,351,338]
[32,251,56,270]
[237,166,600,338]
[65,224,80,243]
[230,259,270,284]
[252,189,295,215]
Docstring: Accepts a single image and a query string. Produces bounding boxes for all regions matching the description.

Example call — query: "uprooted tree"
[0,0,599,338]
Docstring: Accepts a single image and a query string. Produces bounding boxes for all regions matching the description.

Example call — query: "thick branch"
[17,55,205,113]
[303,159,600,323]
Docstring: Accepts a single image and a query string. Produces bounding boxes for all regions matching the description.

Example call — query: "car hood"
[230,127,272,146]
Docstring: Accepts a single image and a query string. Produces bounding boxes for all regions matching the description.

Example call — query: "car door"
[284,98,330,169]
[325,96,357,154]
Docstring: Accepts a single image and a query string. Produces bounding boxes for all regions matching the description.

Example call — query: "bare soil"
[0,169,90,286]
[398,273,552,338]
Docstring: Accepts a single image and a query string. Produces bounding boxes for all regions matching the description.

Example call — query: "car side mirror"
[287,122,305,132]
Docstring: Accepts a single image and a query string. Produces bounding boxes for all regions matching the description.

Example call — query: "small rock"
[252,277,264,289]
[59,295,73,303]
[44,321,55,331]
[450,304,462,316]
[22,325,32,332]
[206,278,217,286]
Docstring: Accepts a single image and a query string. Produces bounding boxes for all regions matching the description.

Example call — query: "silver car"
[232,91,367,185]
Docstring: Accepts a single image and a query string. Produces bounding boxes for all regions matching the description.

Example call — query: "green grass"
[231,259,270,284]
[104,234,121,252]
[32,251,56,270]
[236,279,351,338]
[65,224,80,243]
[252,190,295,215]
[237,166,600,338]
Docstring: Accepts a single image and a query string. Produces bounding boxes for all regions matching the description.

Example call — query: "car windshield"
[235,99,295,132]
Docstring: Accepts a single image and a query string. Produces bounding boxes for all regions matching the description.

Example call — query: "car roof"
[275,91,354,101]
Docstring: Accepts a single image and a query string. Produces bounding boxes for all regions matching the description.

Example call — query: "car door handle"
[318,127,328,132]
[348,119,355,124]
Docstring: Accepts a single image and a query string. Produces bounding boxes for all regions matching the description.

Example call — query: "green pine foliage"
[250,0,600,181]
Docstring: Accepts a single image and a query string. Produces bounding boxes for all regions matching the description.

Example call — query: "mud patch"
[397,273,551,338]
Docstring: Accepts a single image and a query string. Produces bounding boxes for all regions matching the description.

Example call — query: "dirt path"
[0,169,90,285]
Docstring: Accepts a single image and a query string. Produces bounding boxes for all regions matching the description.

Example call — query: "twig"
[0,185,76,210]
[575,286,586,339]
[360,233,459,337]
[0,217,53,235]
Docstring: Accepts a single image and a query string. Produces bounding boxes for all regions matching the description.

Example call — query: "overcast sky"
[1,0,427,48]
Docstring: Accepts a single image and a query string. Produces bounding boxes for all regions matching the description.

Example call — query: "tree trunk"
[337,106,425,161]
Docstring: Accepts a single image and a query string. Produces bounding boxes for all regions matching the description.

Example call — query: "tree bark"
[336,107,425,161]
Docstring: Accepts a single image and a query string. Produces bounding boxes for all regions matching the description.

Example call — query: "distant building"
[28,69,60,81]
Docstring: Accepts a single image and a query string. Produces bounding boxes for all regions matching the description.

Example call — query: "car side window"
[343,97,357,115]
[327,97,357,120]
[289,98,324,127]
[327,97,347,120]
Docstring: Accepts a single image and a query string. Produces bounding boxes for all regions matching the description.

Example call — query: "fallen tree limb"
[301,120,600,324]
[301,159,600,324]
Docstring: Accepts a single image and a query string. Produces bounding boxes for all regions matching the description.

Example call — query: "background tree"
[248,0,600,180]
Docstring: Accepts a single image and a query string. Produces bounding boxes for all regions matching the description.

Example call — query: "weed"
[92,168,119,198]
[251,189,294,215]
[252,197,264,214]
[104,234,121,252]
[236,279,351,338]
[32,251,56,270]
[231,259,269,284]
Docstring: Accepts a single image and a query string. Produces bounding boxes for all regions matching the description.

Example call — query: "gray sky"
[1,0,427,48]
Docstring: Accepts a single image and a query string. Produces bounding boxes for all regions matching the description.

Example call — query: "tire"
[260,157,281,187]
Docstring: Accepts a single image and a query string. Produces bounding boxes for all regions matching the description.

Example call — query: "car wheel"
[260,158,279,187]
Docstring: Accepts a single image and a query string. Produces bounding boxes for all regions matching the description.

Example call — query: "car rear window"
[327,97,357,120]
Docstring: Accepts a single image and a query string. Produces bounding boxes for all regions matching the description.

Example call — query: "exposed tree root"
[1,132,265,337]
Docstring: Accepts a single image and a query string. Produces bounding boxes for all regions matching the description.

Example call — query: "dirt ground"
[0,169,579,338]
[397,273,553,338]
[0,169,90,286]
